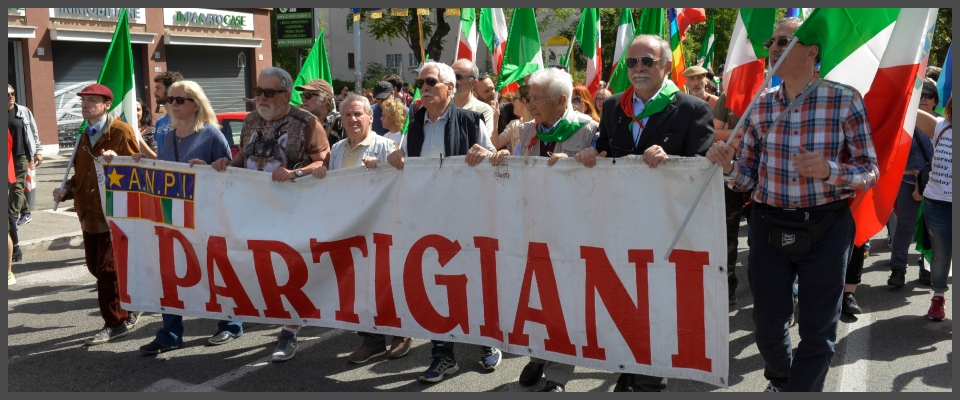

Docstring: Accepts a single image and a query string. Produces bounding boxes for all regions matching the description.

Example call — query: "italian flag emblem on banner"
[103,165,196,229]
[795,8,940,246]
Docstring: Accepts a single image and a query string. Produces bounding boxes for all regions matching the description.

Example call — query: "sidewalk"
[15,148,82,255]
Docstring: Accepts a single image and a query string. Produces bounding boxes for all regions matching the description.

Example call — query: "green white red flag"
[795,8,940,246]
[575,8,602,95]
[721,8,775,117]
[454,8,478,62]
[290,29,332,107]
[496,8,543,91]
[607,9,635,96]
[480,8,515,92]
[697,15,715,70]
[84,8,138,141]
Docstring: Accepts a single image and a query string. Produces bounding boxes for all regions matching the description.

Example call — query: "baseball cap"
[77,83,114,102]
[682,65,709,78]
[295,79,334,97]
[374,81,393,100]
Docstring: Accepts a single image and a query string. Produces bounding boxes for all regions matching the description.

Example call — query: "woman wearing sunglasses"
[571,82,600,123]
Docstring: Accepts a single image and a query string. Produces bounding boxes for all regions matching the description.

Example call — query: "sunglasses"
[165,96,195,105]
[763,36,801,49]
[415,77,440,89]
[625,56,660,69]
[301,92,320,100]
[920,92,937,100]
[455,73,476,81]
[252,87,288,98]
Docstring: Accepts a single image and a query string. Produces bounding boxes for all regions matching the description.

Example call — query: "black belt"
[753,200,849,213]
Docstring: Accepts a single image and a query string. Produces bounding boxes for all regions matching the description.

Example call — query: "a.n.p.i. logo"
[103,165,196,229]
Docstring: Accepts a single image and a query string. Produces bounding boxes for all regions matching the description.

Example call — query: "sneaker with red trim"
[927,296,946,321]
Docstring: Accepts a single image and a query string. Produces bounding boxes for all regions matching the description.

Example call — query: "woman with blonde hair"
[159,80,230,165]
[571,82,601,122]
[381,97,408,153]
[494,85,534,152]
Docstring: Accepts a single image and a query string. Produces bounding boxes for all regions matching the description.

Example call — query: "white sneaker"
[272,330,298,362]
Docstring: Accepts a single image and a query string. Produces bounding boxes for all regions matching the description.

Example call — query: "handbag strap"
[173,133,180,162]
[934,123,951,148]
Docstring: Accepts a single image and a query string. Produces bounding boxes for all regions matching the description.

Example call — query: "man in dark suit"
[576,34,714,170]
[573,34,716,392]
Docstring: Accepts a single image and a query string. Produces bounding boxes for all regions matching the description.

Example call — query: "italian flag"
[82,8,138,141]
[575,8,602,95]
[480,8,515,92]
[454,8,478,62]
[606,9,635,96]
[290,29,332,107]
[795,8,940,246]
[106,190,195,229]
[697,15,715,70]
[675,8,706,41]
[496,8,543,91]
[721,8,775,117]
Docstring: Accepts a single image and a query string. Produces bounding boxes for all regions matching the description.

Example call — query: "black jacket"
[596,91,715,158]
[406,102,482,157]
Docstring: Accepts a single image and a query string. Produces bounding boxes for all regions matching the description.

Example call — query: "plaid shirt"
[725,79,879,208]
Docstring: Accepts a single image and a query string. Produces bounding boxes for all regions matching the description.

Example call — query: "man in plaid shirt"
[706,18,878,392]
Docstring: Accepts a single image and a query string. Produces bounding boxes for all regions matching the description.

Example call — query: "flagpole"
[52,135,82,212]
[663,37,800,261]
[417,12,426,63]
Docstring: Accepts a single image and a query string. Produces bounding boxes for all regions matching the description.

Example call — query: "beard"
[257,102,285,120]
[687,87,705,97]
[630,73,653,90]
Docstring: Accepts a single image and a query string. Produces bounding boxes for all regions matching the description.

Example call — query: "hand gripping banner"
[97,156,729,386]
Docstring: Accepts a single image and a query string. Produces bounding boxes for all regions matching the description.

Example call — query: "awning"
[50,28,156,44]
[163,33,262,48]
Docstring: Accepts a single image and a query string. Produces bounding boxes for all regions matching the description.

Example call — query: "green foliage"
[363,62,397,88]
[354,8,451,64]
[930,8,952,66]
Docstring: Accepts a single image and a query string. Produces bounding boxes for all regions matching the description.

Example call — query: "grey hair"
[421,61,458,97]
[453,58,479,80]
[775,17,804,32]
[341,93,373,116]
[528,68,573,108]
[630,34,672,65]
[258,67,293,92]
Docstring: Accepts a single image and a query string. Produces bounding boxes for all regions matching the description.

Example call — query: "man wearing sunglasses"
[212,67,330,182]
[572,33,715,393]
[152,71,184,153]
[384,61,498,383]
[452,59,496,141]
[706,18,878,392]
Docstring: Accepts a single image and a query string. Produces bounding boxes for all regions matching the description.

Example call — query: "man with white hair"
[385,61,499,383]
[489,68,598,392]
[452,59,495,140]
[574,34,715,392]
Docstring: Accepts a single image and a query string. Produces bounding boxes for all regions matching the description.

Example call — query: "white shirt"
[419,109,493,158]
[923,117,952,202]
[383,131,407,154]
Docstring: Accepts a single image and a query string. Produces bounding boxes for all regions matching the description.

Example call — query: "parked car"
[216,112,248,159]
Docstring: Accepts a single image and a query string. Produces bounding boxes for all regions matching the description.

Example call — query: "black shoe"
[842,293,862,315]
[12,245,22,262]
[140,341,180,355]
[888,270,906,288]
[207,331,238,346]
[919,268,932,286]
[728,289,737,306]
[518,361,545,386]
[539,381,564,392]
[613,373,665,392]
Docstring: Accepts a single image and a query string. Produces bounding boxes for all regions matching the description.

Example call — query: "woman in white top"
[495,85,533,154]
[915,96,952,321]
[380,97,407,153]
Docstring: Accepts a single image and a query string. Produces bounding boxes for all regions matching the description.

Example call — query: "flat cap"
[295,79,334,97]
[682,65,709,77]
[77,83,114,102]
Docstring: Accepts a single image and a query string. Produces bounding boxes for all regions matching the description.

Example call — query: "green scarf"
[619,80,681,130]
[536,116,588,143]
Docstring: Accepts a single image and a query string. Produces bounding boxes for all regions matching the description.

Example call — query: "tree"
[355,8,451,64]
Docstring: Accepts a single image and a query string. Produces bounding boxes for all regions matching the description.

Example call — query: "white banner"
[97,156,729,387]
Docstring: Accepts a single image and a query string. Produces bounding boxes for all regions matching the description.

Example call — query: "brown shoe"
[347,339,387,364]
[388,337,412,358]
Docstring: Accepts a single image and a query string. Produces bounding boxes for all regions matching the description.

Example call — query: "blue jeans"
[430,340,494,360]
[748,205,854,391]
[891,179,923,270]
[923,198,952,292]
[155,314,243,346]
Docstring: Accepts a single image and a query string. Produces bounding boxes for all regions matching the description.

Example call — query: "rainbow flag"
[667,8,686,91]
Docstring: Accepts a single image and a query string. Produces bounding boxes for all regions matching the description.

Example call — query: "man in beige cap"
[682,65,719,109]
[297,79,343,145]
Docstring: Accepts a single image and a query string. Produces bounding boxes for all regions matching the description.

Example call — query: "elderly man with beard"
[212,67,330,181]
[683,65,719,110]
[487,68,598,392]
[385,61,498,383]
[706,18,878,391]
[573,34,715,392]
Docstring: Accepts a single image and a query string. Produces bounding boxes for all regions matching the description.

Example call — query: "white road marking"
[837,309,871,392]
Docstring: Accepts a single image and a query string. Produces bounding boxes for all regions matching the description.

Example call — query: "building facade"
[7,7,272,154]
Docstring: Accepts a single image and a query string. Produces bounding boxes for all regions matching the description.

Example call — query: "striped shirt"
[725,79,879,208]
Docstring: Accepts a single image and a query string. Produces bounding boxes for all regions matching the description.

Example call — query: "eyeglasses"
[252,87,288,98]
[415,77,440,89]
[165,96,196,105]
[763,36,801,49]
[301,92,320,100]
[571,97,583,104]
[625,56,660,69]
[920,92,937,100]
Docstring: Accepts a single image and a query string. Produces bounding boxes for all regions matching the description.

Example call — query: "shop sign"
[48,8,147,24]
[275,8,315,49]
[163,8,254,31]
[9,8,26,17]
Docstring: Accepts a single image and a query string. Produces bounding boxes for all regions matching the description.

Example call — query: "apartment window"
[408,53,418,67]
[385,53,403,69]
[348,53,355,70]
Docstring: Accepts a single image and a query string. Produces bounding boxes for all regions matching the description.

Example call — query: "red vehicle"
[216,112,248,159]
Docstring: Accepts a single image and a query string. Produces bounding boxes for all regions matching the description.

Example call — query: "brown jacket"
[62,118,139,233]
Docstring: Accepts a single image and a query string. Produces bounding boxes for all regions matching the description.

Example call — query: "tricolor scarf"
[534,109,593,143]
[619,80,680,130]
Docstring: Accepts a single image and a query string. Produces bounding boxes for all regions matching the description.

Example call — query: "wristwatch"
[294,169,304,178]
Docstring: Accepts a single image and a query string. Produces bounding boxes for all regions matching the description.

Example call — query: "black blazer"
[595,91,716,158]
